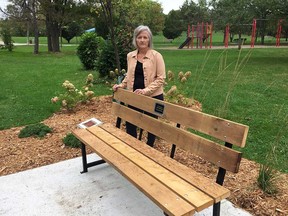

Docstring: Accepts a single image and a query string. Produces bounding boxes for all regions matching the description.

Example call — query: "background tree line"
[163,0,288,44]
[1,0,288,66]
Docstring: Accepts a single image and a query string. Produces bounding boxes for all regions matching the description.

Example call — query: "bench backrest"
[112,88,249,173]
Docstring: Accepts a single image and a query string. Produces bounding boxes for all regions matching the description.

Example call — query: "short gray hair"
[132,25,153,49]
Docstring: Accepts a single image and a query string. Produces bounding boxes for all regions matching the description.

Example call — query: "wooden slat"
[114,88,249,147]
[101,123,231,203]
[112,102,242,173]
[88,126,214,212]
[72,129,195,216]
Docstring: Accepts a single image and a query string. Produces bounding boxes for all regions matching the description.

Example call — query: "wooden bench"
[72,88,249,216]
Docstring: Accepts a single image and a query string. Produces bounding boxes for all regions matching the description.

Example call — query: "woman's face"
[136,31,150,50]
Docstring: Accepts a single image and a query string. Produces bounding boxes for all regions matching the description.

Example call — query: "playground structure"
[179,19,286,49]
[224,19,257,48]
[179,22,213,49]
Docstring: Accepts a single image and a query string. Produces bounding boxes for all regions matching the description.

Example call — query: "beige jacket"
[120,49,166,97]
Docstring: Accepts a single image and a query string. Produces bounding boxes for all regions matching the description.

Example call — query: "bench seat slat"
[112,102,242,173]
[88,125,214,212]
[100,123,230,203]
[113,88,249,147]
[72,128,195,216]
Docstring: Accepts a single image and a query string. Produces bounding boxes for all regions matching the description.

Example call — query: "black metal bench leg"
[213,202,220,216]
[81,143,88,174]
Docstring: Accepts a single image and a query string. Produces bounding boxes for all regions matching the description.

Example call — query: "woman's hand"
[134,89,144,95]
[112,84,121,92]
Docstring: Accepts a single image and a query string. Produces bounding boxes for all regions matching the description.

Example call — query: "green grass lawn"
[0,45,111,129]
[0,42,287,173]
[159,48,288,173]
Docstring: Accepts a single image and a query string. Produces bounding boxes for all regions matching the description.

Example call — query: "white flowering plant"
[51,74,95,111]
[165,70,194,107]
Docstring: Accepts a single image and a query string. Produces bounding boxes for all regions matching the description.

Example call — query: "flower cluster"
[86,73,94,86]
[164,70,194,107]
[62,80,76,91]
[51,74,95,111]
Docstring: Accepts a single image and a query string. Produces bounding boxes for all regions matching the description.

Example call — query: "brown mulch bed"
[0,96,287,216]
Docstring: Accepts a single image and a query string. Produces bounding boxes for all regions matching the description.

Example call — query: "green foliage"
[165,70,195,106]
[62,133,82,148]
[62,21,83,43]
[97,29,133,77]
[18,123,52,138]
[257,164,278,195]
[0,25,14,51]
[76,32,105,70]
[97,40,116,77]
[51,74,95,111]
[163,10,185,40]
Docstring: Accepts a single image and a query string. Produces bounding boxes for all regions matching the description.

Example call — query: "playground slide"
[178,37,191,49]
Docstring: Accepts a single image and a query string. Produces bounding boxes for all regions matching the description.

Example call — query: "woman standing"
[113,25,166,147]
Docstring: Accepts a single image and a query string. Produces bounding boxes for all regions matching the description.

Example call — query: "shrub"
[62,133,82,148]
[51,74,95,111]
[18,123,52,138]
[76,32,105,70]
[96,40,116,77]
[97,28,133,77]
[0,26,14,51]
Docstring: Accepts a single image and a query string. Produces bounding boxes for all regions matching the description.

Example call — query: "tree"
[163,10,184,40]
[62,21,82,43]
[180,0,210,26]
[0,20,14,51]
[247,0,279,45]
[210,0,251,48]
[1,0,41,54]
[89,0,164,71]
[40,0,76,52]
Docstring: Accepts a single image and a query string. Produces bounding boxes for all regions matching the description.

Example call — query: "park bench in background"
[233,38,247,44]
[72,88,249,216]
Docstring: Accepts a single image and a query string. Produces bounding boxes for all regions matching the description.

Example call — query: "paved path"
[0,154,252,216]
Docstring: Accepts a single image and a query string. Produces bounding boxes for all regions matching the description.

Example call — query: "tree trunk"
[45,14,61,53]
[100,0,121,71]
[33,15,39,54]
[32,0,39,55]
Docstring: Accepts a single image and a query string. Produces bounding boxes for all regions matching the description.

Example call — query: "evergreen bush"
[62,133,82,148]
[18,123,52,138]
[76,32,105,70]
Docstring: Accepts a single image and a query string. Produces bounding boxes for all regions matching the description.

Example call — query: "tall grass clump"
[257,113,287,194]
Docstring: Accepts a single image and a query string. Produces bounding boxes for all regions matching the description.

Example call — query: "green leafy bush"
[76,32,105,70]
[97,28,133,77]
[62,133,82,148]
[96,40,116,77]
[18,123,52,138]
[0,25,14,51]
